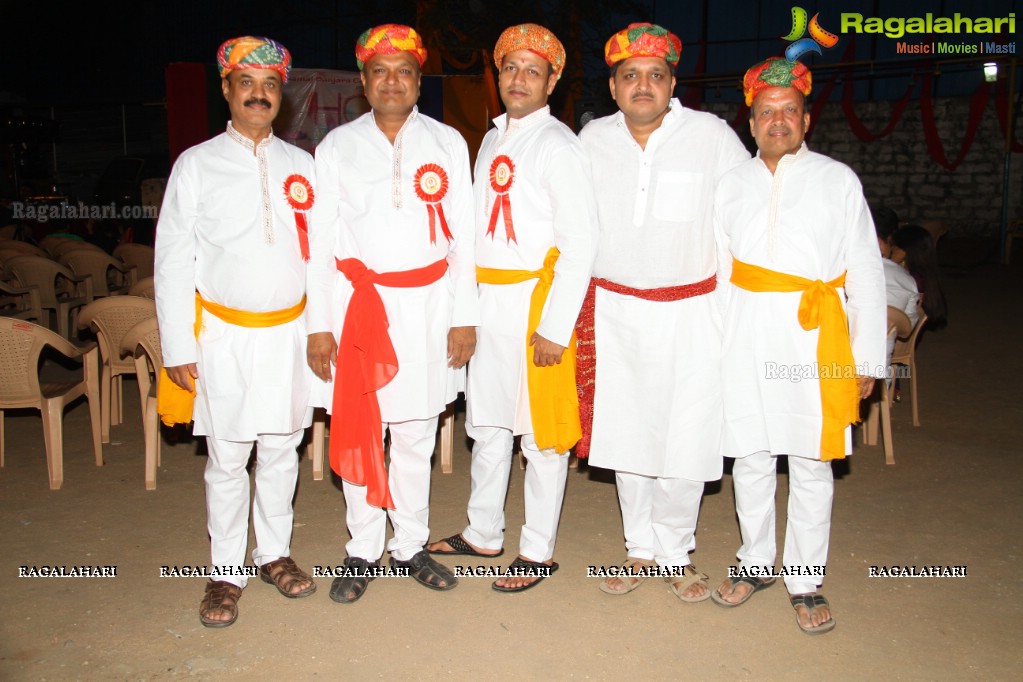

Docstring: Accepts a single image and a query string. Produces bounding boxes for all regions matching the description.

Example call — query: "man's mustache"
[244,97,272,108]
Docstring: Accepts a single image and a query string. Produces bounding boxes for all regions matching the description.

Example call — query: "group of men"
[154,23,885,635]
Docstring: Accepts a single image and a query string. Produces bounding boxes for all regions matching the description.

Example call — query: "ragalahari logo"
[783,7,839,61]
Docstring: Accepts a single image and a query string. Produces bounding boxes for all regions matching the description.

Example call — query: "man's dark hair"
[870,205,900,240]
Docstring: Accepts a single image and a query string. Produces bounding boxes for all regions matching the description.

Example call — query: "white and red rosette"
[487,154,516,243]
[413,163,453,245]
[283,174,314,260]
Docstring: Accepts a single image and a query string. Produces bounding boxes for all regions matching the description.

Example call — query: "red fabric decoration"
[413,163,453,244]
[486,155,516,243]
[330,257,449,509]
[283,174,314,260]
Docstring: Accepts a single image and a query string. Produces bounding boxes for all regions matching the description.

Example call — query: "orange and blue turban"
[217,36,292,82]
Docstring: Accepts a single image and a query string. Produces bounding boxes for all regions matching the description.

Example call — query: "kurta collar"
[226,121,275,153]
[369,105,419,137]
[756,141,809,172]
[494,105,551,134]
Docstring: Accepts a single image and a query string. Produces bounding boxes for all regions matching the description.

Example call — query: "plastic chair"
[4,256,94,339]
[120,317,163,490]
[113,244,155,281]
[863,308,912,464]
[892,307,929,427]
[128,276,155,299]
[0,240,48,258]
[0,317,103,489]
[61,249,137,297]
[307,403,456,480]
[39,235,80,256]
[77,297,156,443]
[50,240,106,259]
[0,280,43,322]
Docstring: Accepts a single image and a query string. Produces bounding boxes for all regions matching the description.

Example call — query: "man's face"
[609,57,675,126]
[498,49,557,119]
[361,52,421,117]
[221,68,282,133]
[749,87,810,165]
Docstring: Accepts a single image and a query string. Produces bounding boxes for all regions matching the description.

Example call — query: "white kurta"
[467,106,597,434]
[715,143,887,460]
[580,101,749,479]
[154,124,314,441]
[306,107,478,422]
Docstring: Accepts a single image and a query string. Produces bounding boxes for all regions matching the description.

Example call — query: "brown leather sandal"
[259,556,317,598]
[199,580,243,628]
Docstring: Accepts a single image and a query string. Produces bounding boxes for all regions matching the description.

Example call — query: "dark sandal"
[259,556,317,598]
[492,557,559,593]
[199,580,243,628]
[329,556,380,604]
[390,550,458,591]
[791,594,836,635]
[428,533,504,558]
[710,575,776,608]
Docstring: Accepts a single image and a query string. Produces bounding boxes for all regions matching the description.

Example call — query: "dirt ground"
[1,244,1021,681]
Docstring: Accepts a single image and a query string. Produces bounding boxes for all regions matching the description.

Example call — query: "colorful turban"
[605,23,682,67]
[217,36,292,83]
[355,24,428,70]
[493,24,566,80]
[743,57,813,107]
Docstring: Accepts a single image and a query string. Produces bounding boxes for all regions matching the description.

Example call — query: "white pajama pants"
[732,450,833,594]
[344,416,438,563]
[615,471,704,568]
[205,428,304,588]
[462,422,570,562]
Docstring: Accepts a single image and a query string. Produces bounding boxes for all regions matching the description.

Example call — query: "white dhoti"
[343,416,439,562]
[732,450,833,594]
[615,472,705,568]
[205,428,304,588]
[462,422,569,563]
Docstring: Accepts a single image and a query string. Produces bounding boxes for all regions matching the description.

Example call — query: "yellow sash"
[730,259,859,461]
[156,293,306,426]
[476,247,581,453]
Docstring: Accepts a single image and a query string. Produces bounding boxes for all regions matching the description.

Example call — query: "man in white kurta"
[155,36,316,628]
[427,24,597,592]
[577,23,749,601]
[306,25,478,603]
[712,57,886,634]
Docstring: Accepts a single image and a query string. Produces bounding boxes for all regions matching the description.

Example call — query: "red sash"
[574,275,716,458]
[330,257,448,509]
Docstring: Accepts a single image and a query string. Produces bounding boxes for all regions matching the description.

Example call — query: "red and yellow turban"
[743,57,813,107]
[217,36,292,83]
[355,24,427,70]
[493,23,566,80]
[605,23,682,67]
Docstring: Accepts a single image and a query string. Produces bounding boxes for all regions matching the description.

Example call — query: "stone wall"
[707,95,1022,237]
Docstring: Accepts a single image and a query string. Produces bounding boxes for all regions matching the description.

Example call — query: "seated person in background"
[892,225,947,331]
[870,206,919,364]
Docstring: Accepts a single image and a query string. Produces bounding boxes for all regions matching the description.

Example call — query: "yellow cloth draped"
[476,247,581,453]
[730,259,859,461]
[156,293,306,426]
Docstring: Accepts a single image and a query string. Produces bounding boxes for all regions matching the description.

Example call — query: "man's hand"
[447,326,476,368]
[166,363,198,391]
[307,332,337,382]
[529,332,566,367]
[856,375,876,400]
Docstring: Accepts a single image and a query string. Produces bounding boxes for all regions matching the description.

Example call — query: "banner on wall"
[276,69,369,153]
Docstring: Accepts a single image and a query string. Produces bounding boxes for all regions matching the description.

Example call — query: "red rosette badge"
[487,154,516,243]
[413,163,453,245]
[283,174,314,260]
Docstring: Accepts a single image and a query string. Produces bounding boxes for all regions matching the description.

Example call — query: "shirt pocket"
[652,171,703,222]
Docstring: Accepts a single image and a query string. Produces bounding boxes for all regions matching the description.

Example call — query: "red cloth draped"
[574,275,716,459]
[920,74,990,170]
[330,257,448,509]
